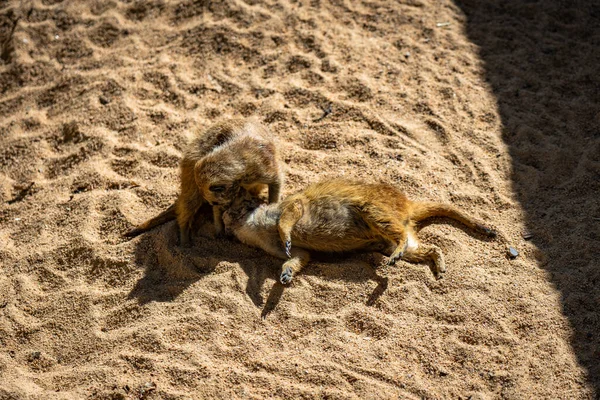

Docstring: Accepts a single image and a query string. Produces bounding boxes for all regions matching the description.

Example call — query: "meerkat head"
[221,188,264,232]
[194,155,243,206]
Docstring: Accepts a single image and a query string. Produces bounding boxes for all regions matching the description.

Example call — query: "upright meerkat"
[125,118,284,245]
[222,179,496,284]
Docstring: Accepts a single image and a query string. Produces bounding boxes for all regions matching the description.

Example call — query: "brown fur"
[222,179,496,284]
[125,118,284,245]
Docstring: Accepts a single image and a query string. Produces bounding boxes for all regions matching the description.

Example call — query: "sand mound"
[0,0,597,398]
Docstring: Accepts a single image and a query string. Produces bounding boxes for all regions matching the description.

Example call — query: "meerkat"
[125,118,284,245]
[222,179,496,284]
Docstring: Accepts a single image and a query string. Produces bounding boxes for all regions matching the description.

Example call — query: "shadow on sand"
[127,219,276,308]
[127,211,389,318]
[455,0,600,394]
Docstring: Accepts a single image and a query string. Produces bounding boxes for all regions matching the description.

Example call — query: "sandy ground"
[0,0,598,398]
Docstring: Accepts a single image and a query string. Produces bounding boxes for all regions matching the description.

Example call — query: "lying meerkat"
[222,179,496,284]
[125,118,284,245]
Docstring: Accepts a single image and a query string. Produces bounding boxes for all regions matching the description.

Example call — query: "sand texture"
[0,0,599,398]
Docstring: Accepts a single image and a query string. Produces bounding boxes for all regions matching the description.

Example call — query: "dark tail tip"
[123,227,143,239]
[477,224,497,238]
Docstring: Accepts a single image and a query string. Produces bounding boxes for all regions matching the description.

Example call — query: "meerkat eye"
[209,185,226,193]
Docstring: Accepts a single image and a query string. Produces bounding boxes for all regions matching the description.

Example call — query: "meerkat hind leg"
[177,199,202,246]
[402,243,446,278]
[278,199,304,258]
[386,230,409,266]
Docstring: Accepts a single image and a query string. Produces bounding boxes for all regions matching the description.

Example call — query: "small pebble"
[404,52,411,58]
[139,382,156,398]
[508,247,519,259]
[99,96,110,105]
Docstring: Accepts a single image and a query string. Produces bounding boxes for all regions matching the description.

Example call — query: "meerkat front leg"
[240,234,309,284]
[268,175,283,204]
[176,193,204,246]
[280,248,311,285]
[212,206,225,237]
[277,199,304,257]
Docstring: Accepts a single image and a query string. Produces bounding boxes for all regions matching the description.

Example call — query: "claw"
[280,267,293,284]
[285,240,292,258]
[387,252,403,266]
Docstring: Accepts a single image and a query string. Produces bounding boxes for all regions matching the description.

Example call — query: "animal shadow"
[128,218,274,306]
[128,213,391,315]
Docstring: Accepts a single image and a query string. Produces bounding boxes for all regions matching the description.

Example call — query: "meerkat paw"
[284,241,292,258]
[179,233,191,247]
[280,267,294,284]
[213,224,225,238]
[387,253,403,266]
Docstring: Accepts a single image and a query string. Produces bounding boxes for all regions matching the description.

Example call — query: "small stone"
[508,247,519,259]
[99,96,110,105]
[139,382,156,399]
[404,52,411,58]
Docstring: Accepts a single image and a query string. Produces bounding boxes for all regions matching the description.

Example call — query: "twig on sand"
[313,103,333,122]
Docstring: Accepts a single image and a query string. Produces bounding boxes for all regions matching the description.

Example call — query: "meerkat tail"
[409,201,496,238]
[124,203,177,238]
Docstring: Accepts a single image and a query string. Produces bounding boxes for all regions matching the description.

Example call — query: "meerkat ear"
[215,132,228,146]
[194,159,206,187]
[194,159,204,173]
